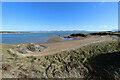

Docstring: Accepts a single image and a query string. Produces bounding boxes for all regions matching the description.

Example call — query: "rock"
[63,36,72,38]
[70,33,88,37]
[17,45,20,47]
[17,48,27,54]
[26,43,48,52]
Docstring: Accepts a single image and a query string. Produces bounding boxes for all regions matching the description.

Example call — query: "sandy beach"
[22,36,107,56]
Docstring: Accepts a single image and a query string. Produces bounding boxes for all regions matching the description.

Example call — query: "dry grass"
[1,36,120,79]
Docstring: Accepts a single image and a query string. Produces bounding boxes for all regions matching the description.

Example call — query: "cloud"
[60,26,66,29]
[69,26,73,29]
[60,26,77,29]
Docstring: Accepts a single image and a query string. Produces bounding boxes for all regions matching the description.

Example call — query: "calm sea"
[1,32,78,44]
[1,31,94,44]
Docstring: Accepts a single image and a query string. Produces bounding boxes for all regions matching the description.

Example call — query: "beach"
[2,31,119,57]
[17,35,111,56]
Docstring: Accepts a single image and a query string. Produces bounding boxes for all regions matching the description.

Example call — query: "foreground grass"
[2,40,120,79]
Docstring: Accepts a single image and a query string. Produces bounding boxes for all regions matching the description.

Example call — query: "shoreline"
[2,31,119,44]
[0,35,85,45]
[2,31,119,56]
[1,36,70,45]
[18,36,107,56]
[1,35,106,55]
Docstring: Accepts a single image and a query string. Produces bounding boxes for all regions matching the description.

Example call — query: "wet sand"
[22,36,107,56]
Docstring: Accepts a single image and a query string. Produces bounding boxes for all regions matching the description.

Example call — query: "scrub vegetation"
[64,31,120,38]
[2,37,120,79]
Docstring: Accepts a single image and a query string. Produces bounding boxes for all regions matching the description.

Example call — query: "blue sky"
[2,2,118,31]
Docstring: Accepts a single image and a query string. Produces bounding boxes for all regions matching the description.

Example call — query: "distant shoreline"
[0,32,53,34]
[0,30,99,34]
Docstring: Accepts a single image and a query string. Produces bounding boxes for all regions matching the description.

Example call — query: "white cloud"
[69,26,73,29]
[60,26,66,29]
[104,26,108,28]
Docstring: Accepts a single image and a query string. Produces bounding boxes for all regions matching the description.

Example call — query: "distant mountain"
[34,30,99,33]
[0,30,100,34]
[111,29,120,32]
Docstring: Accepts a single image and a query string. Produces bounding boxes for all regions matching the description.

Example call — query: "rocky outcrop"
[26,43,48,52]
[17,48,28,54]
[70,33,88,37]
[17,43,48,54]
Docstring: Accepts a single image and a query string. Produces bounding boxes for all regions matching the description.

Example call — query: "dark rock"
[70,33,88,37]
[90,31,113,35]
[26,43,48,52]
[63,36,72,38]
[17,48,28,54]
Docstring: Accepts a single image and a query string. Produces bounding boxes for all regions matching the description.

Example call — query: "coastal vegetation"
[70,33,88,37]
[63,31,120,38]
[90,31,120,36]
[2,36,120,79]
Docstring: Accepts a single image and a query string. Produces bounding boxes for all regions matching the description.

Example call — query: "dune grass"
[1,40,120,79]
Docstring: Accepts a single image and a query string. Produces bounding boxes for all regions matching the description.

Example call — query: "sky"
[2,2,118,31]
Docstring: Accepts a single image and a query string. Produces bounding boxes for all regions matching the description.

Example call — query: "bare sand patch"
[22,36,106,56]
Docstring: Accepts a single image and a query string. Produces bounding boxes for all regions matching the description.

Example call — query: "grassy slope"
[2,39,120,79]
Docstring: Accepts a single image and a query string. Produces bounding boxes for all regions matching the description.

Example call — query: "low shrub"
[70,33,88,37]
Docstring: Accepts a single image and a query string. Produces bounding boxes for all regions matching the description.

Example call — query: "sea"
[1,31,92,44]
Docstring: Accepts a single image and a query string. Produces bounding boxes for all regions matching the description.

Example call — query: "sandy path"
[22,36,105,56]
